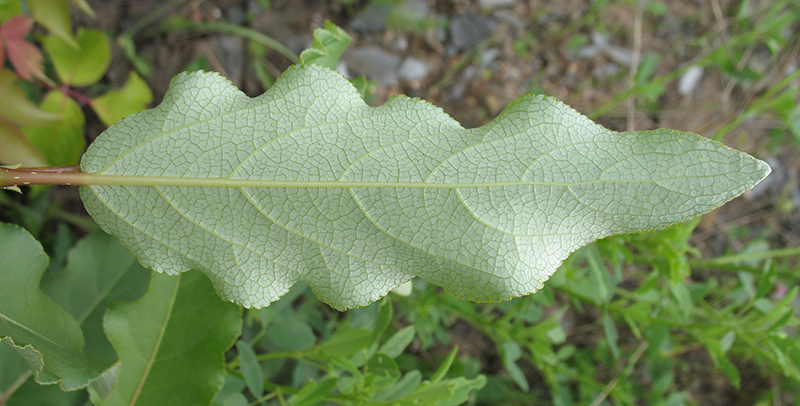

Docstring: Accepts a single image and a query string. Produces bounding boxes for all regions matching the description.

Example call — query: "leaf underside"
[80,64,770,309]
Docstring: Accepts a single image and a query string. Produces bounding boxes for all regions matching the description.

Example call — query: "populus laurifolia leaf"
[79,64,770,310]
[91,271,242,406]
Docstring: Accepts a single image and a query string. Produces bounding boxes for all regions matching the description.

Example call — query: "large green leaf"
[79,64,770,309]
[0,223,102,390]
[41,231,150,369]
[91,271,241,406]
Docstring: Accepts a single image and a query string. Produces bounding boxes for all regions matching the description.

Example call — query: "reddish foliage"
[0,15,46,81]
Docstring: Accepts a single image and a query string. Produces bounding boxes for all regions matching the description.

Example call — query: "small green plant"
[0,0,152,169]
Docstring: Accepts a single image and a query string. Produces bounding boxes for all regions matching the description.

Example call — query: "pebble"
[478,0,516,10]
[678,66,704,95]
[398,0,429,20]
[479,48,500,68]
[399,57,430,81]
[492,9,526,30]
[449,13,498,52]
[210,35,244,86]
[349,4,392,34]
[593,63,619,78]
[226,5,246,26]
[343,47,401,86]
[591,31,634,66]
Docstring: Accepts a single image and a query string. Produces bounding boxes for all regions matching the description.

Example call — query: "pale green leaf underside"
[80,65,770,309]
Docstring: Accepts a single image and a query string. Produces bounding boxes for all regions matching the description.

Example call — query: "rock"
[591,31,634,66]
[349,4,392,34]
[343,47,401,86]
[678,66,704,95]
[226,5,246,26]
[479,48,500,68]
[492,9,526,30]
[577,45,601,59]
[478,0,516,10]
[399,57,430,81]
[398,0,429,20]
[593,63,619,79]
[449,13,497,52]
[210,35,244,87]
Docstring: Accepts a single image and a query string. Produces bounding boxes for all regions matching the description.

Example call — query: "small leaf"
[316,328,373,358]
[79,65,771,310]
[22,90,86,166]
[371,297,393,342]
[299,20,351,69]
[0,121,48,167]
[0,0,23,23]
[92,271,242,406]
[264,311,316,352]
[0,14,30,39]
[70,0,96,18]
[379,326,416,359]
[27,0,77,48]
[0,223,102,390]
[501,341,529,391]
[235,341,264,397]
[0,70,60,126]
[44,28,110,86]
[436,376,486,406]
[430,346,458,383]
[91,71,152,126]
[287,376,337,406]
[0,16,46,81]
[373,370,422,402]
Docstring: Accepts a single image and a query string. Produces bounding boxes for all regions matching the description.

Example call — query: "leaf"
[0,223,102,390]
[235,341,264,397]
[79,65,771,310]
[40,231,150,368]
[0,70,61,126]
[500,341,528,391]
[70,0,96,19]
[0,120,48,167]
[287,376,337,406]
[22,90,86,166]
[1,340,31,403]
[92,271,241,406]
[0,16,46,81]
[0,0,22,23]
[299,20,351,69]
[27,0,77,49]
[44,28,110,86]
[379,326,416,359]
[90,71,152,126]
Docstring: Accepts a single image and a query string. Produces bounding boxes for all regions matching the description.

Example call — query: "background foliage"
[1,0,799,405]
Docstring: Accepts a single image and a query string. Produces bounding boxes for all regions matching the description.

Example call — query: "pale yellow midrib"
[78,174,712,188]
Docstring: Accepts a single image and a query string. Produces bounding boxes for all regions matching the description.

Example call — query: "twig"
[590,341,649,406]
[627,2,643,132]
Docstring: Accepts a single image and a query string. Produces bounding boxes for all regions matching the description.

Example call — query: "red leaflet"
[0,15,47,81]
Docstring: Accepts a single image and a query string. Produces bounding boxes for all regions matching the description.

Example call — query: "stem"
[1,166,695,190]
[1,166,84,188]
[689,246,800,266]
[0,370,31,404]
[151,20,299,64]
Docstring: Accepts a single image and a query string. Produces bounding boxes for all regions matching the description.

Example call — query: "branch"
[1,166,85,191]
